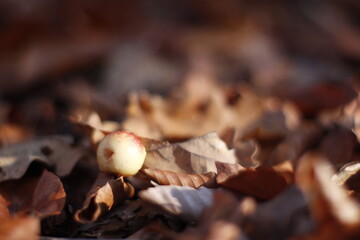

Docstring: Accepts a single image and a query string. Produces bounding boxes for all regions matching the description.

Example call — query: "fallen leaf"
[319,125,357,169]
[275,81,357,117]
[0,216,39,240]
[216,162,292,200]
[0,135,85,181]
[0,123,32,147]
[139,185,214,221]
[74,173,135,223]
[77,199,152,239]
[295,152,360,239]
[178,189,248,240]
[0,169,66,218]
[137,168,216,188]
[332,161,360,186]
[70,111,120,146]
[244,186,314,240]
[144,132,237,174]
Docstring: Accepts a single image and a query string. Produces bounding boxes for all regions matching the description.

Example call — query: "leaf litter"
[1,2,360,239]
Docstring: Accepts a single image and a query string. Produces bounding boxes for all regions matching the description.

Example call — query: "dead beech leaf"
[240,111,289,141]
[332,161,360,186]
[74,173,135,223]
[178,189,249,240]
[144,132,237,174]
[0,195,10,220]
[268,124,322,167]
[70,111,120,146]
[0,216,39,240]
[0,123,32,147]
[319,125,357,168]
[216,162,292,200]
[139,185,214,221]
[276,81,357,117]
[0,135,84,181]
[123,80,264,140]
[137,168,216,188]
[77,199,152,239]
[0,169,66,218]
[296,152,360,238]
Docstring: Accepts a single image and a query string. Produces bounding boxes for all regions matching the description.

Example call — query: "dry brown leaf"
[276,81,357,117]
[216,162,292,200]
[70,111,120,146]
[332,161,360,186]
[240,111,289,141]
[0,135,85,181]
[137,168,216,188]
[178,189,249,240]
[319,125,357,169]
[0,216,39,240]
[0,123,32,147]
[144,132,237,174]
[295,152,360,239]
[139,185,214,221]
[123,80,264,139]
[242,186,314,240]
[268,124,322,167]
[77,199,152,239]
[74,173,135,223]
[0,169,66,218]
[0,195,10,220]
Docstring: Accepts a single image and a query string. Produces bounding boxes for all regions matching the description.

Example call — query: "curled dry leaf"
[77,200,151,239]
[216,161,292,200]
[332,161,360,186]
[137,168,217,188]
[139,185,214,222]
[144,132,237,174]
[295,152,360,238]
[0,135,84,181]
[74,173,135,223]
[0,169,66,218]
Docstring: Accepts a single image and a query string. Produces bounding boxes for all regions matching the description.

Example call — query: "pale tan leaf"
[138,168,216,188]
[332,161,360,185]
[74,173,135,223]
[0,136,84,181]
[139,185,214,221]
[144,132,237,174]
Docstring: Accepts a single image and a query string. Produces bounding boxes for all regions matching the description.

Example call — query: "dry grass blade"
[138,168,216,188]
[74,173,135,223]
